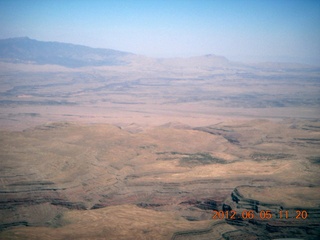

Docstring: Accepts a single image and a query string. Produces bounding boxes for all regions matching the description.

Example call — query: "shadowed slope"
[0,37,132,67]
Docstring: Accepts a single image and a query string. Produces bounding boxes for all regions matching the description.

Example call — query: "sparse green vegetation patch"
[156,152,227,165]
[251,152,293,161]
[179,152,226,166]
[139,144,157,149]
[307,156,320,164]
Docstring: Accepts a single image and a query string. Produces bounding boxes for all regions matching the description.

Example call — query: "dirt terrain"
[0,48,320,239]
[0,54,319,130]
[0,119,319,239]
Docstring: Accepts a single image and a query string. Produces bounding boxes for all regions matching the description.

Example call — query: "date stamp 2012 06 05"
[212,210,308,220]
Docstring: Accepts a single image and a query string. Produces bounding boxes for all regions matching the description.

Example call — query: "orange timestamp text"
[212,210,308,220]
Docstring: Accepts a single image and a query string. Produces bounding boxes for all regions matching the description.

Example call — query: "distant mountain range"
[0,37,234,69]
[0,37,133,68]
[0,37,316,69]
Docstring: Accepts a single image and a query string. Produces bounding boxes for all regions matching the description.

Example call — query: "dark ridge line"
[8,181,55,186]
[0,188,65,193]
[0,221,29,232]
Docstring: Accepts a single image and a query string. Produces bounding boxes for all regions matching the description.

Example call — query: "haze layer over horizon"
[0,0,320,65]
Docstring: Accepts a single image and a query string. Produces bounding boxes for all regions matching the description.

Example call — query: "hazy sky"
[0,0,320,63]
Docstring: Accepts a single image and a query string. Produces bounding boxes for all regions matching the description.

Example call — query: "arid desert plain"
[0,39,320,240]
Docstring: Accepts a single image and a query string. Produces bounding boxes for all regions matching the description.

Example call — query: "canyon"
[0,38,319,239]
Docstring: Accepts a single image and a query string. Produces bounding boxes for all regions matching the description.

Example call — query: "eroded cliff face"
[0,119,319,239]
[219,185,320,239]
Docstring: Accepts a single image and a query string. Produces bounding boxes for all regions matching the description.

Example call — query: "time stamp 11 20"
[212,210,308,220]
